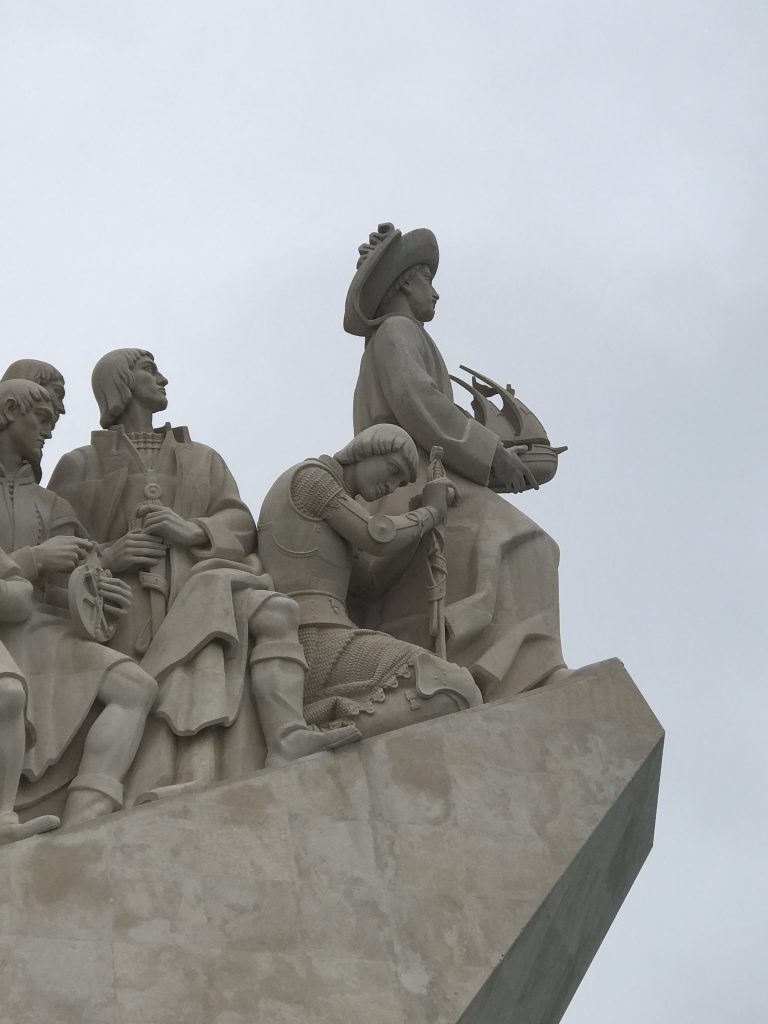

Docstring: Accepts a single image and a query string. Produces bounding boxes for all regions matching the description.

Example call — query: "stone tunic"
[0,548,34,747]
[49,423,276,735]
[353,314,566,699]
[0,463,132,782]
[49,425,277,797]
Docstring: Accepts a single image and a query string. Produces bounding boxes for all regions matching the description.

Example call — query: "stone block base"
[0,658,662,1024]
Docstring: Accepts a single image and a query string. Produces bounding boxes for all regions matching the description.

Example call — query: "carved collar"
[89,423,193,457]
[0,461,35,485]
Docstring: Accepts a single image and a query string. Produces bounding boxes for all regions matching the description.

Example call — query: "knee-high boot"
[249,640,361,768]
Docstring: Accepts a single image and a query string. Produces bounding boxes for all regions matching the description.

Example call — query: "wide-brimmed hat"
[343,222,439,337]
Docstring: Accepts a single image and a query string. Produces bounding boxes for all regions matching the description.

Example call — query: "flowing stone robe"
[0,463,134,800]
[49,425,275,796]
[0,548,35,749]
[352,314,566,699]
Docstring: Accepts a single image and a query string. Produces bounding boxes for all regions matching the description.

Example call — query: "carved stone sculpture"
[1,359,66,424]
[48,350,358,801]
[346,223,569,701]
[0,548,60,843]
[0,227,661,1024]
[1,359,66,482]
[257,424,483,735]
[449,363,568,491]
[0,379,158,826]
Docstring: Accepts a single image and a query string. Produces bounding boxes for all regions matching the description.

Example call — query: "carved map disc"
[68,564,116,643]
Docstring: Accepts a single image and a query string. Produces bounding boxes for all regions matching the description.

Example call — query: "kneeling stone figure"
[258,424,483,734]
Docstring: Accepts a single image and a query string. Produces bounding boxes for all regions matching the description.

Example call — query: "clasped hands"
[416,478,456,525]
[102,505,206,573]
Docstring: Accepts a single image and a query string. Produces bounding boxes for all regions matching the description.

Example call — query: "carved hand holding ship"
[450,364,567,493]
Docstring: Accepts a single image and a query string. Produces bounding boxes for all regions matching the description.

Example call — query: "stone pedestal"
[0,658,662,1024]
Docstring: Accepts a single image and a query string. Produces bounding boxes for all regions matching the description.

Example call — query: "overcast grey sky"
[1,2,766,1020]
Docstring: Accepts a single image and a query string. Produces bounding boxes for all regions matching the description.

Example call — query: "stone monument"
[347,223,569,701]
[48,349,360,802]
[257,423,483,736]
[0,224,663,1024]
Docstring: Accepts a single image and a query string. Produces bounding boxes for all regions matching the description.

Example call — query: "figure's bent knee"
[530,521,560,563]
[102,662,158,711]
[250,594,300,641]
[127,665,159,709]
[543,529,560,564]
[0,676,26,717]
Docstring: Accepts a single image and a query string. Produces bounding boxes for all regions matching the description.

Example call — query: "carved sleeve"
[371,317,500,485]
[290,465,345,519]
[10,493,82,582]
[323,493,437,557]
[47,450,93,533]
[0,549,33,624]
[288,462,436,557]
[190,449,257,562]
[290,462,436,555]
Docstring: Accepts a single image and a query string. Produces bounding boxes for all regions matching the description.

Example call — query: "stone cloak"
[0,466,133,783]
[352,314,565,700]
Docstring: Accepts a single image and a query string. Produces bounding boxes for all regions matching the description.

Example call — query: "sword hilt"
[427,445,446,482]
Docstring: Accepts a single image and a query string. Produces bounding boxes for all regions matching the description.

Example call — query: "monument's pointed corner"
[0,657,662,1024]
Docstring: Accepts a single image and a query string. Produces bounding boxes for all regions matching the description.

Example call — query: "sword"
[130,483,169,654]
[425,445,448,661]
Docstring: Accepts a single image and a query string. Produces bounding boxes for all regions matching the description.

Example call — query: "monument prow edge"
[0,657,662,1024]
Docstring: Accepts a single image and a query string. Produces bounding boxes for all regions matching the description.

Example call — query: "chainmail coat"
[289,462,423,727]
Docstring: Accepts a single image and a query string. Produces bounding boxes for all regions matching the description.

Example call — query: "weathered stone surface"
[347,222,567,704]
[0,657,662,1024]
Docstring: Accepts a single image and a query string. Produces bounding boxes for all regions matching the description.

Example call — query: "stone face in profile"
[1,359,66,423]
[347,223,569,702]
[1,359,66,482]
[48,349,359,801]
[258,424,483,736]
[0,378,158,828]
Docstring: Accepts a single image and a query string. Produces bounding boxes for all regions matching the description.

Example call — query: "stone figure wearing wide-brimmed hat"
[346,223,569,700]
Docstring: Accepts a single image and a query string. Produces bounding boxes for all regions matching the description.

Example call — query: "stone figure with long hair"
[49,349,358,801]
[0,379,158,826]
[2,359,66,481]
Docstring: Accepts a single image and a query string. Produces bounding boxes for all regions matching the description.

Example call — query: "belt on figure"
[290,590,356,629]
